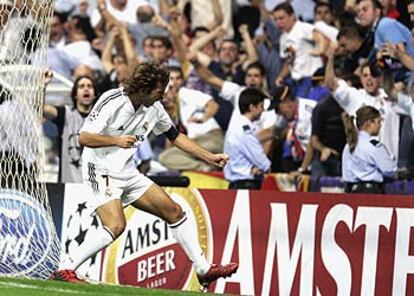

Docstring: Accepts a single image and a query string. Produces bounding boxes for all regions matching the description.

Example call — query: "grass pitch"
[0,276,208,296]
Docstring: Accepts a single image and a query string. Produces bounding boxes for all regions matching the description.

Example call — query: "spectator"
[342,106,397,193]
[150,36,180,66]
[159,66,223,171]
[325,43,406,160]
[270,85,317,173]
[91,0,143,28]
[185,23,258,130]
[63,15,104,72]
[408,0,414,28]
[311,92,346,177]
[307,67,331,102]
[314,1,335,25]
[44,75,98,183]
[312,2,339,57]
[50,11,68,49]
[185,26,223,96]
[224,88,271,189]
[336,26,367,73]
[273,2,323,98]
[101,23,138,88]
[393,83,414,169]
[181,0,229,36]
[379,0,400,19]
[128,4,169,57]
[257,17,283,96]
[44,13,81,88]
[211,39,245,84]
[193,60,279,154]
[356,0,414,57]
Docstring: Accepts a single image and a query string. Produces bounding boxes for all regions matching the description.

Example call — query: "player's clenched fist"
[116,135,137,148]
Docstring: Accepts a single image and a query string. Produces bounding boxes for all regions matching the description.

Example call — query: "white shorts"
[84,172,154,211]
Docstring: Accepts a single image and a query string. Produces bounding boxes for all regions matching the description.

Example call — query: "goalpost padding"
[0,0,60,279]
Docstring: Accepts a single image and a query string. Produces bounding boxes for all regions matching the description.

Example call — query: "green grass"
[0,276,208,296]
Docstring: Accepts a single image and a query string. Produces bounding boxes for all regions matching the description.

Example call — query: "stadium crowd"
[35,0,414,189]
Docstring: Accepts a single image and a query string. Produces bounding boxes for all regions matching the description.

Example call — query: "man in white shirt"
[194,61,283,132]
[50,63,238,290]
[272,2,323,98]
[159,66,223,171]
[194,61,285,154]
[325,45,407,159]
[91,0,143,27]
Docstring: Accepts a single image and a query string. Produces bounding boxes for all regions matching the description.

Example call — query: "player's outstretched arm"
[79,132,137,148]
[172,133,229,168]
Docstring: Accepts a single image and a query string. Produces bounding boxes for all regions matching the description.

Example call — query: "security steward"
[224,88,271,189]
[341,105,396,194]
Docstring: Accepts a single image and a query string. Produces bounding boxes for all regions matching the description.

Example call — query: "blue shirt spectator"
[375,17,414,56]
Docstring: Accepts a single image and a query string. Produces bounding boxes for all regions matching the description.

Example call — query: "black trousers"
[229,179,262,190]
[345,182,385,194]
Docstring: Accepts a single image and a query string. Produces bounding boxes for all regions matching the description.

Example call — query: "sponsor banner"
[182,171,310,191]
[0,189,59,278]
[59,183,103,279]
[60,184,414,295]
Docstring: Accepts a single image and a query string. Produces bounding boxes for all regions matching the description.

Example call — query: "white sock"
[60,226,115,270]
[169,212,210,275]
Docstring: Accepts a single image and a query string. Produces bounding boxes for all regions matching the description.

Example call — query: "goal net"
[0,0,60,279]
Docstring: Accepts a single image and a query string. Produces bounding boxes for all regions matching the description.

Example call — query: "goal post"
[0,0,60,279]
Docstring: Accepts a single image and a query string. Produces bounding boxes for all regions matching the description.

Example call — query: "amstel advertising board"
[58,184,414,295]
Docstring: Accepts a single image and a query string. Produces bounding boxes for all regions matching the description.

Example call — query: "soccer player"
[50,62,238,290]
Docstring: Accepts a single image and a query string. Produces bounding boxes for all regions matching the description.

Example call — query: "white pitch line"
[0,281,96,295]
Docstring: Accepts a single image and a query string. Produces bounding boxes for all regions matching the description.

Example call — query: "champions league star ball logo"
[0,190,59,278]
[101,188,213,291]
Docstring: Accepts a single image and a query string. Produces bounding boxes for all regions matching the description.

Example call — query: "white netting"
[0,0,60,279]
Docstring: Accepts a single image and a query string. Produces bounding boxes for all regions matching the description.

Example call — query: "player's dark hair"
[124,62,170,97]
[239,87,267,114]
[71,75,98,107]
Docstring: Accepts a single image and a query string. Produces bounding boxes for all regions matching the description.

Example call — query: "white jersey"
[79,88,173,179]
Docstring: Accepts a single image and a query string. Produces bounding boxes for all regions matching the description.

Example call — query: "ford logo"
[0,190,59,278]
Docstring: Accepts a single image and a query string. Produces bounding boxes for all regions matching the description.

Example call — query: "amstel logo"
[101,188,212,291]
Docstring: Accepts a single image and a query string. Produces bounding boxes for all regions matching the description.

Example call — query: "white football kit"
[79,87,173,209]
